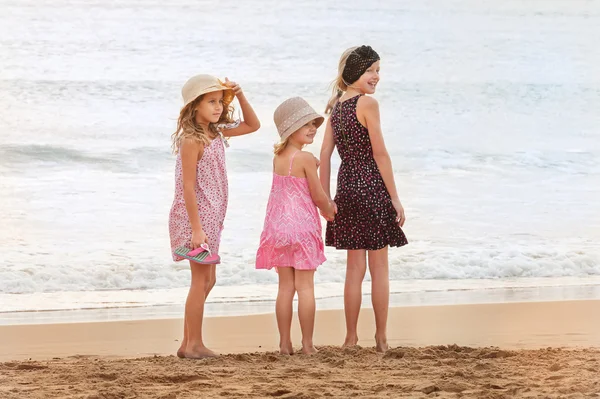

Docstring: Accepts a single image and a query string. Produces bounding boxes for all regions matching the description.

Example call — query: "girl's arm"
[221,79,261,137]
[359,96,406,226]
[318,118,335,199]
[180,138,208,247]
[299,152,335,220]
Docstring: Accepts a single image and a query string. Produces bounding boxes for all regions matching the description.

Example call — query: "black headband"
[341,45,380,85]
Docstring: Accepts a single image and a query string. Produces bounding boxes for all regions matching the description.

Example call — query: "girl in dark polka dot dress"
[169,74,260,359]
[319,46,408,352]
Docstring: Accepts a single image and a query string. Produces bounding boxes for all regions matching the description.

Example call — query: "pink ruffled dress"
[256,151,326,270]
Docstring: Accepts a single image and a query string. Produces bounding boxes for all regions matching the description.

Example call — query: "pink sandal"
[174,243,220,264]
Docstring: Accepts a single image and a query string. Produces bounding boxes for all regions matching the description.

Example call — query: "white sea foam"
[0,0,599,311]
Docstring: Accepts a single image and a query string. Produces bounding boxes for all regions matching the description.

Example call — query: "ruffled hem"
[256,241,326,271]
[325,224,408,251]
[324,241,407,251]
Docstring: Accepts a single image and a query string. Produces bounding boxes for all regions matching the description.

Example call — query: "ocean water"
[1,0,599,313]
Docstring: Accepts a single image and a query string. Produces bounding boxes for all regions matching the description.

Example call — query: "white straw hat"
[181,74,235,108]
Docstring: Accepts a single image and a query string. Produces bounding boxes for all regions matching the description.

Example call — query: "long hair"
[273,137,290,155]
[171,94,235,154]
[325,46,358,114]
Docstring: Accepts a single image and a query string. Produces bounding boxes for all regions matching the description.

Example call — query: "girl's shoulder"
[179,137,204,152]
[294,151,318,169]
[356,94,378,108]
[356,95,379,119]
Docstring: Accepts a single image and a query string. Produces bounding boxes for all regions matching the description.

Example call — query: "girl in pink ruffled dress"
[256,97,336,355]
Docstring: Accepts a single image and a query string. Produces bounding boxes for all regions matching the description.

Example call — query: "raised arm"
[221,78,260,137]
[359,96,406,226]
[319,118,335,200]
[179,138,208,247]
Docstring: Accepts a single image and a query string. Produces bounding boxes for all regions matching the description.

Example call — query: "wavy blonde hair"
[273,137,290,155]
[171,94,235,154]
[325,46,359,114]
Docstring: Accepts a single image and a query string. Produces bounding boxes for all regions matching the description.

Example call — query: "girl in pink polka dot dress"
[169,74,260,359]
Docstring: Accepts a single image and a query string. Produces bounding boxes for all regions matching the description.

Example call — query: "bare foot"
[342,335,359,347]
[176,341,187,358]
[302,345,318,355]
[184,345,218,359]
[375,337,389,353]
[279,342,294,355]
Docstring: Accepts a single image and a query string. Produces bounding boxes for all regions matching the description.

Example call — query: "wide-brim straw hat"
[181,74,235,109]
[273,97,325,141]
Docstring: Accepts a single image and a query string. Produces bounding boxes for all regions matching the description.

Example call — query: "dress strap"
[288,150,300,176]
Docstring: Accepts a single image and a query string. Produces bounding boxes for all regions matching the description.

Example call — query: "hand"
[191,229,208,249]
[313,155,320,169]
[321,200,337,222]
[224,77,243,96]
[391,198,406,227]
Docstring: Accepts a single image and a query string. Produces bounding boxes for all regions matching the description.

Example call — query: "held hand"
[391,198,406,227]
[224,77,243,96]
[191,229,208,249]
[313,155,320,169]
[320,200,337,222]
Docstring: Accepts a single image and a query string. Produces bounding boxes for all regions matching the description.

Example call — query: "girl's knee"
[206,274,216,290]
[279,274,296,296]
[294,270,315,290]
[279,285,296,297]
[347,263,367,279]
[369,261,389,278]
[294,279,314,293]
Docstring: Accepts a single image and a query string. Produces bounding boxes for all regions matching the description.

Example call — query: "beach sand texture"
[2,300,599,398]
[2,345,600,398]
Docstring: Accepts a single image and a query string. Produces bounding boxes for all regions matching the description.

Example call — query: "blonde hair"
[273,137,290,155]
[325,46,358,114]
[171,94,235,154]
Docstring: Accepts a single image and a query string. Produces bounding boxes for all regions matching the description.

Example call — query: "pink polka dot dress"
[256,151,326,270]
[169,133,229,262]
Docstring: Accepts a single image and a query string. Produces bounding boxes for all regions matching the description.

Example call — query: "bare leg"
[295,270,317,354]
[276,267,296,355]
[177,314,187,358]
[178,263,217,358]
[206,264,217,297]
[183,261,217,359]
[343,250,367,347]
[368,247,390,352]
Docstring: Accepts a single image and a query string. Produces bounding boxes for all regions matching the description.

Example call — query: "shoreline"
[2,299,599,362]
[2,281,600,326]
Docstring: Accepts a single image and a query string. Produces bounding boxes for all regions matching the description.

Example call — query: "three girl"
[170,44,407,357]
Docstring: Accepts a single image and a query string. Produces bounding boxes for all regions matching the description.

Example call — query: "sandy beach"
[1,300,600,398]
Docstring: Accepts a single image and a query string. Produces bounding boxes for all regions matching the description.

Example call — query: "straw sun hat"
[181,74,235,108]
[273,97,325,141]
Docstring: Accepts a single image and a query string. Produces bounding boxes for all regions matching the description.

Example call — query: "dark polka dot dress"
[325,95,408,251]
